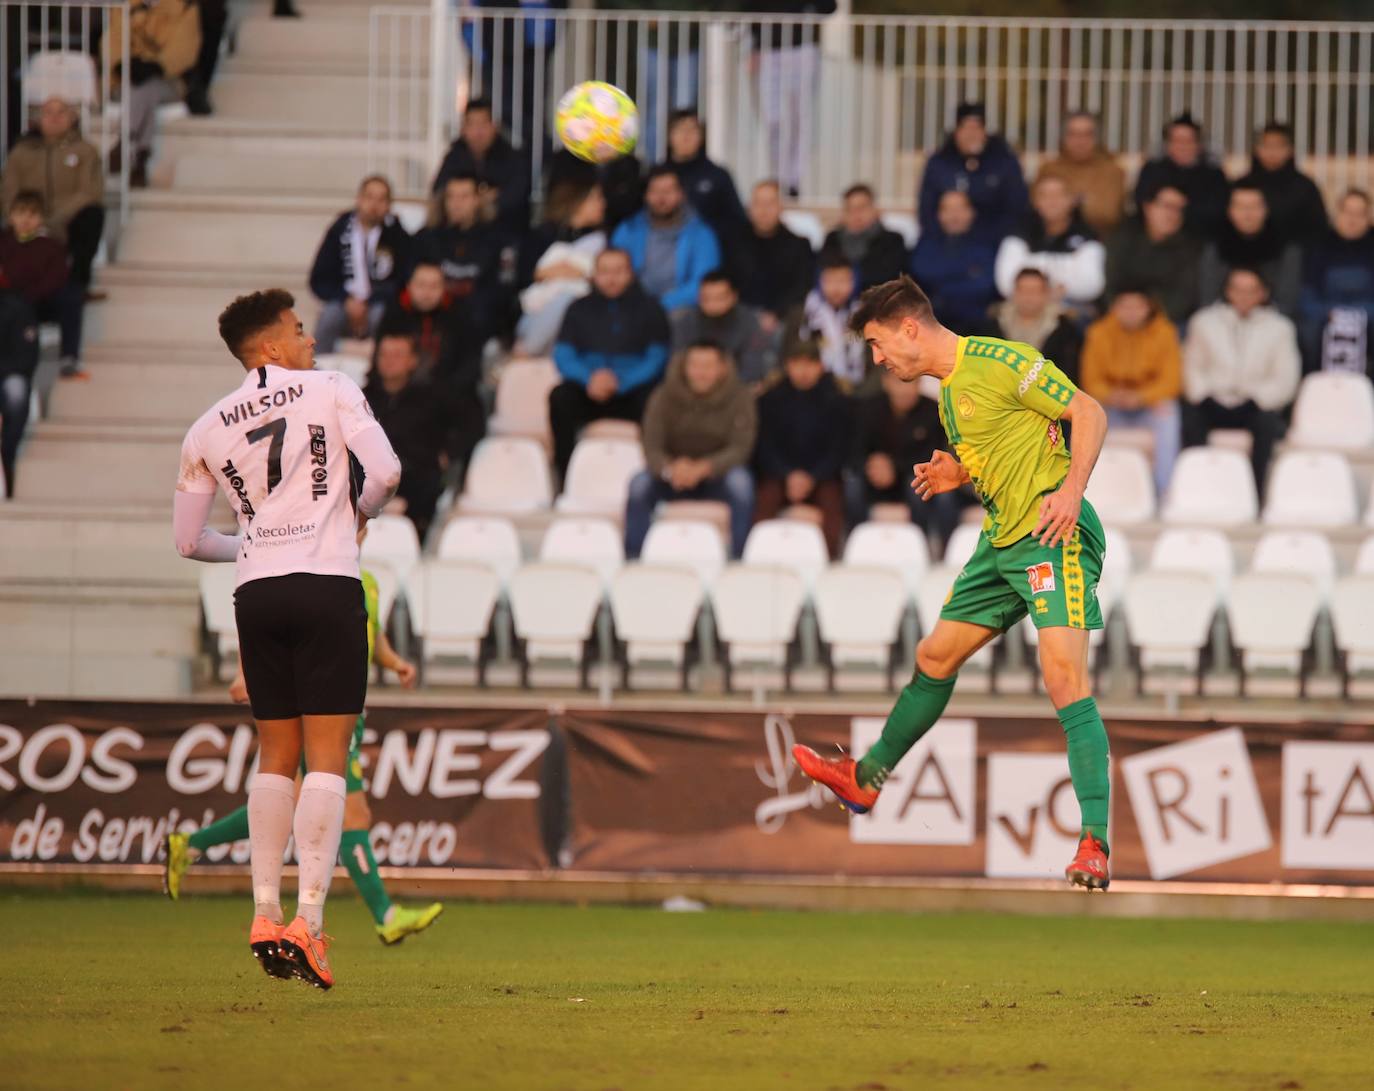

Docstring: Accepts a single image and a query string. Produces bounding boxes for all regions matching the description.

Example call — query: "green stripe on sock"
[1057,696,1111,853]
[856,671,958,788]
[187,804,250,853]
[340,829,393,926]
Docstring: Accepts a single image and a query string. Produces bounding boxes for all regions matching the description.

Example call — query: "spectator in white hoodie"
[995,174,1106,313]
[1183,266,1301,496]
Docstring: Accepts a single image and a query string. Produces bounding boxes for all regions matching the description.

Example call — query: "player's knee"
[1040,646,1090,707]
[915,635,958,679]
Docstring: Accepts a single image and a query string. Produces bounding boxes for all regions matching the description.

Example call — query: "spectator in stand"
[1,191,83,378]
[1236,122,1328,248]
[432,98,533,235]
[1198,182,1302,319]
[309,175,412,353]
[376,260,480,392]
[1134,113,1230,240]
[516,180,607,357]
[847,369,963,545]
[1036,111,1126,238]
[1105,184,1200,328]
[1080,288,1183,494]
[917,101,1028,245]
[995,174,1105,312]
[105,0,202,189]
[821,183,907,292]
[1184,267,1301,494]
[671,270,775,385]
[0,284,37,495]
[665,111,747,242]
[1299,189,1374,373]
[625,341,758,559]
[417,172,520,346]
[364,332,476,542]
[798,254,866,385]
[985,268,1082,385]
[754,338,852,558]
[611,165,721,315]
[550,248,670,476]
[909,189,998,331]
[730,180,815,330]
[2,97,105,310]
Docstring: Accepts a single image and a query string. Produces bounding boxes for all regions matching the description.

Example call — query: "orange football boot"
[792,745,881,815]
[249,916,293,980]
[1065,834,1110,890]
[279,916,335,990]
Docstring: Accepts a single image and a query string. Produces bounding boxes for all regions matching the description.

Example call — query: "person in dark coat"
[375,260,482,392]
[910,189,999,331]
[1299,188,1374,372]
[821,183,907,292]
[665,111,748,243]
[1133,113,1231,241]
[431,97,532,235]
[1236,122,1329,249]
[917,101,1028,245]
[729,179,815,330]
[753,338,853,557]
[1105,184,1202,328]
[1197,182,1302,319]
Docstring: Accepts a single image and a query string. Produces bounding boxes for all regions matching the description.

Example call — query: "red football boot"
[792,745,881,815]
[1065,833,1110,890]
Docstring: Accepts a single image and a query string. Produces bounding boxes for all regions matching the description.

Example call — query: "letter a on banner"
[849,718,976,845]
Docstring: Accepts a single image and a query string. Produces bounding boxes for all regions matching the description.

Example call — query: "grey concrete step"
[0,511,205,587]
[115,206,324,273]
[231,13,426,71]
[209,71,391,132]
[14,425,185,504]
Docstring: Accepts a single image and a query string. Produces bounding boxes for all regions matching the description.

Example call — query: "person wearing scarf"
[1198,182,1302,319]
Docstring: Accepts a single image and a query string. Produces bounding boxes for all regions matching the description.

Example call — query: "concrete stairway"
[2,0,413,699]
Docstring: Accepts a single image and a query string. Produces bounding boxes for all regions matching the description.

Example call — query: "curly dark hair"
[218,288,295,363]
[847,274,935,336]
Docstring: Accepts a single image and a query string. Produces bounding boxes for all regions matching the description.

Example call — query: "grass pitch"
[2,893,1371,1091]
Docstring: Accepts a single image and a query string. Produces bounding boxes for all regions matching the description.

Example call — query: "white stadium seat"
[488,359,559,447]
[943,521,983,566]
[459,437,553,515]
[843,520,931,598]
[710,564,807,682]
[641,518,727,590]
[391,200,430,235]
[555,437,645,518]
[1228,573,1322,690]
[1085,447,1155,525]
[880,211,920,250]
[609,563,704,679]
[199,564,239,676]
[1288,371,1374,450]
[814,565,906,673]
[361,513,421,583]
[1355,535,1374,574]
[364,560,400,631]
[539,517,624,589]
[1330,575,1374,681]
[1249,530,1337,601]
[314,353,370,387]
[508,562,604,674]
[1262,451,1358,528]
[435,516,522,586]
[1147,527,1235,602]
[742,519,829,591]
[1122,571,1218,680]
[1161,447,1258,526]
[409,560,500,670]
[780,209,825,251]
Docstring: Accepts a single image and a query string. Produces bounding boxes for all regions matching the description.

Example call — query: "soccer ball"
[555,81,638,164]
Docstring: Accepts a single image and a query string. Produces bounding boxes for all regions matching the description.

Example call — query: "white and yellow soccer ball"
[555,80,638,164]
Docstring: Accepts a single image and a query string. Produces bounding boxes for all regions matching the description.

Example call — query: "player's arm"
[1033,390,1108,548]
[173,429,241,561]
[374,629,417,688]
[334,375,402,520]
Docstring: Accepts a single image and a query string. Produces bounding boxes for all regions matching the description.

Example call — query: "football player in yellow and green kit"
[794,275,1113,889]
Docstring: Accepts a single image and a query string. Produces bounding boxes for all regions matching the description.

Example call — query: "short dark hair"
[819,251,854,274]
[842,183,874,203]
[378,330,418,353]
[409,259,443,277]
[1013,267,1051,287]
[1164,111,1202,140]
[1227,265,1270,293]
[442,171,480,190]
[358,174,392,200]
[1230,180,1267,203]
[646,163,681,187]
[10,189,43,215]
[700,269,735,291]
[685,338,725,358]
[1259,121,1294,143]
[218,289,295,364]
[1140,181,1187,206]
[464,97,493,118]
[847,275,934,336]
[668,109,702,131]
[595,246,633,270]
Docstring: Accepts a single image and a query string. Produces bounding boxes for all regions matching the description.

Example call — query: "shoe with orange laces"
[249,916,293,980]
[792,745,881,815]
[279,916,335,990]
[1065,834,1110,890]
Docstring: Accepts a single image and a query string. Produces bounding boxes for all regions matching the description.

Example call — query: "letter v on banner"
[849,718,976,845]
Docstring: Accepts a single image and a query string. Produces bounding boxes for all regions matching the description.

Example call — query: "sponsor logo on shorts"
[1033,596,1050,615]
[1018,355,1047,396]
[1026,562,1056,594]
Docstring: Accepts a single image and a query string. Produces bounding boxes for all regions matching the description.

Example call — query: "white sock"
[293,771,347,936]
[247,772,296,924]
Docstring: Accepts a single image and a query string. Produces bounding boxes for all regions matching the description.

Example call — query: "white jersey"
[177,365,381,587]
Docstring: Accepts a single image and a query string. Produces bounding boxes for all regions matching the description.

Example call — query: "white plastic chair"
[199,564,239,676]
[314,352,370,387]
[508,562,604,678]
[1330,575,1374,682]
[641,518,728,590]
[842,520,931,599]
[814,565,906,675]
[365,560,400,632]
[1085,447,1155,526]
[488,359,559,446]
[1249,529,1337,601]
[23,51,97,108]
[609,563,703,682]
[943,521,984,567]
[539,517,623,589]
[434,516,522,587]
[1161,447,1258,526]
[742,518,829,591]
[361,513,421,584]
[459,436,554,515]
[780,209,825,251]
[1122,570,1218,682]
[710,564,807,684]
[1147,527,1235,603]
[1288,371,1374,450]
[880,211,920,250]
[409,560,499,673]
[1228,573,1322,691]
[1262,451,1358,528]
[555,437,645,518]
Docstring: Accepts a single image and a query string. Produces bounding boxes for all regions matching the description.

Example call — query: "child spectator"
[799,255,866,385]
[0,191,84,378]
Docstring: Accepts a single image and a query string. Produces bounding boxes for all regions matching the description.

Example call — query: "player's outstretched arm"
[1034,391,1108,548]
[173,489,241,561]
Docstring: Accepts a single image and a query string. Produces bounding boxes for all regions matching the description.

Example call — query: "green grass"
[2,894,1371,1091]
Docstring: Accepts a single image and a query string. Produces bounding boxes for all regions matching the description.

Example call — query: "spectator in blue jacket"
[910,189,999,330]
[550,248,670,475]
[917,101,1028,246]
[1299,188,1374,372]
[611,164,721,315]
[309,175,412,353]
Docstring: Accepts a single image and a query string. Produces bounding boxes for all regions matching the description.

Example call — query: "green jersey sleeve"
[1013,354,1078,421]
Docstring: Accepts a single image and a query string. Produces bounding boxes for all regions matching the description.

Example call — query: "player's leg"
[339,788,444,945]
[247,717,304,976]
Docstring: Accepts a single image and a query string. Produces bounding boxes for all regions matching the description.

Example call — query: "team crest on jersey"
[957,393,975,419]
[1026,562,1056,594]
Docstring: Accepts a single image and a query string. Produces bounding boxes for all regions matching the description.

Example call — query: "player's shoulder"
[960,336,1039,385]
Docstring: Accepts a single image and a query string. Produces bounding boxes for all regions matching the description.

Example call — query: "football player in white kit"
[174,289,401,989]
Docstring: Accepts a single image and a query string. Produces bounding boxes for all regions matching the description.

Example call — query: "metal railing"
[370,5,1374,208]
[0,1,129,228]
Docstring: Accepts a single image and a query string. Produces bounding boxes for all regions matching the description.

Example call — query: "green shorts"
[940,499,1106,632]
[298,714,367,793]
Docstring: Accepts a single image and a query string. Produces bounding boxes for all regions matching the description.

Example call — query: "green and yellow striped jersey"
[361,568,380,665]
[936,335,1078,548]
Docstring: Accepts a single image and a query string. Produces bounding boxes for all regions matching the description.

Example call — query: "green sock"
[187,804,251,853]
[340,829,393,926]
[855,671,959,788]
[1057,696,1111,853]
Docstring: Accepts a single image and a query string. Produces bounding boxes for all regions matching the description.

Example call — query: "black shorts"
[234,573,368,720]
